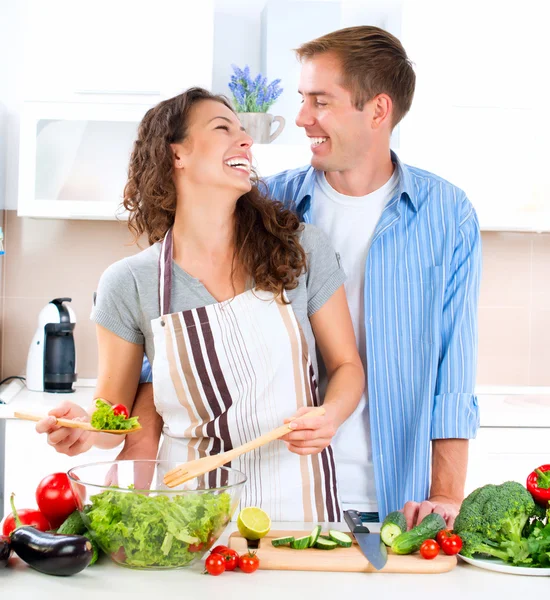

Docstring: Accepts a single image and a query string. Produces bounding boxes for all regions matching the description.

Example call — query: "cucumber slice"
[314,538,338,550]
[308,525,322,547]
[328,529,353,548]
[290,536,311,549]
[271,536,295,547]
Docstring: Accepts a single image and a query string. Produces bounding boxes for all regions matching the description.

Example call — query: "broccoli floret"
[482,481,536,543]
[454,481,539,566]
[453,484,498,534]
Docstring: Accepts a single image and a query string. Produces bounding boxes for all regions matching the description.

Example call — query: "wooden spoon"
[13,411,142,434]
[163,406,326,488]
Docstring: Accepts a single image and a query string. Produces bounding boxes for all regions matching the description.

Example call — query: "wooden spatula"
[13,411,142,434]
[163,406,326,488]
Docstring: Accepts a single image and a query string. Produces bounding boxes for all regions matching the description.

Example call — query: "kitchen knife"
[344,509,388,571]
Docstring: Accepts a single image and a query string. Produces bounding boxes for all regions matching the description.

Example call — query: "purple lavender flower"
[228,64,283,113]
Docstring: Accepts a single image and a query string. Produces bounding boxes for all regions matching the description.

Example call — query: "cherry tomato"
[210,545,229,555]
[2,508,50,536]
[440,533,463,556]
[189,542,204,553]
[205,553,226,576]
[219,548,239,571]
[112,404,129,418]
[238,551,260,573]
[36,472,78,528]
[436,529,452,546]
[419,539,440,560]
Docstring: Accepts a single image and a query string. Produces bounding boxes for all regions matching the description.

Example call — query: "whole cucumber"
[390,513,446,555]
[380,511,407,547]
[57,510,87,536]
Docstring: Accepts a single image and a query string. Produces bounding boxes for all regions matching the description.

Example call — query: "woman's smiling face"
[172,99,254,196]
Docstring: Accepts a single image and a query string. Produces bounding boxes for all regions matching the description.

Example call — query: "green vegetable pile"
[454,481,550,567]
[85,489,232,568]
[90,399,139,431]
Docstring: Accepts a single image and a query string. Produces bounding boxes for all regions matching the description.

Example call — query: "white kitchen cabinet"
[21,0,214,105]
[4,420,120,513]
[464,427,550,496]
[18,101,148,219]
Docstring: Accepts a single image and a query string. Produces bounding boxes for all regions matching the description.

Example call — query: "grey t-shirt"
[91,224,345,378]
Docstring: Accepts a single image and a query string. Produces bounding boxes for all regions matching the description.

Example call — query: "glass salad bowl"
[67,460,246,570]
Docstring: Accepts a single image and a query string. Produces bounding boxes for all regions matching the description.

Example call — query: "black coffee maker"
[26,297,77,393]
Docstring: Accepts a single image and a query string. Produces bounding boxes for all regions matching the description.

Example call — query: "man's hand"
[402,495,461,530]
[280,406,338,455]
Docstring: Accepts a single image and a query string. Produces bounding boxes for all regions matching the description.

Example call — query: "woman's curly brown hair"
[123,87,306,299]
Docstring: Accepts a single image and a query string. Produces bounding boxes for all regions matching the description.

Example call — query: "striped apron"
[152,228,341,522]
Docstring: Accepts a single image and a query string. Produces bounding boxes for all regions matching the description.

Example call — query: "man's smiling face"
[296,52,377,173]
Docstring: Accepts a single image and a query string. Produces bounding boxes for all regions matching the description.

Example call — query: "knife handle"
[344,510,370,534]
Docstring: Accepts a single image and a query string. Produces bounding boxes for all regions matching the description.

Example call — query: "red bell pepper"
[526,464,550,507]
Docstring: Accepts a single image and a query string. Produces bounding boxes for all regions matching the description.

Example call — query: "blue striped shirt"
[140,151,481,519]
[265,151,481,519]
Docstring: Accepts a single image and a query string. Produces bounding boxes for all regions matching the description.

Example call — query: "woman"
[36,88,364,521]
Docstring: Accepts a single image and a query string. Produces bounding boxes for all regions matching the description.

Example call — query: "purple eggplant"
[0,535,11,568]
[9,494,92,576]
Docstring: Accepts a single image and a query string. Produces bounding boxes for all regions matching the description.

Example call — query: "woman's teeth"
[224,158,251,173]
[310,137,328,147]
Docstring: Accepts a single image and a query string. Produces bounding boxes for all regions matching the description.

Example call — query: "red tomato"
[420,539,440,560]
[205,553,225,576]
[210,545,229,555]
[2,508,50,536]
[436,529,452,546]
[238,552,260,573]
[440,533,463,556]
[36,473,78,528]
[112,404,129,418]
[189,542,204,553]
[219,548,239,571]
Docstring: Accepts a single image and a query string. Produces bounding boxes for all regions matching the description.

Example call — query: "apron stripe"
[310,454,326,522]
[212,304,248,450]
[164,315,193,413]
[196,306,234,452]
[276,302,314,522]
[224,301,263,508]
[172,314,210,436]
[326,445,342,519]
[160,228,173,315]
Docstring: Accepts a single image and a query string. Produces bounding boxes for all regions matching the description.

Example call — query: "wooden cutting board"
[228,529,457,573]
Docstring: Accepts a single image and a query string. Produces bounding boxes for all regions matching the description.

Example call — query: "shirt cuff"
[431,393,480,439]
[140,358,153,384]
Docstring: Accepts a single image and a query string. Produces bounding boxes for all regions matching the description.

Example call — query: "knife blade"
[344,509,388,571]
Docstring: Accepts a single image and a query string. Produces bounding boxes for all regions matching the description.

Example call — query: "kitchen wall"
[0,214,548,387]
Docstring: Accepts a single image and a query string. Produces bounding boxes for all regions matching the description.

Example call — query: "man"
[127,25,481,527]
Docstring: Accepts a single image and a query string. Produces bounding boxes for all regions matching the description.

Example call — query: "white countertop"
[0,522,548,597]
[1,384,549,427]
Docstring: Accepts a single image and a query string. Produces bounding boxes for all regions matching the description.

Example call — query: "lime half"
[237,507,271,540]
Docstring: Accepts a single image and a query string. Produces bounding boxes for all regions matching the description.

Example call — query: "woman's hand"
[35,401,96,457]
[281,406,339,455]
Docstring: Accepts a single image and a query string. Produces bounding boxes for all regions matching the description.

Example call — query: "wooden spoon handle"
[14,411,95,431]
[218,406,326,464]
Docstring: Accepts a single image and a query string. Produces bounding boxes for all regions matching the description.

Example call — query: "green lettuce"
[85,489,232,568]
[90,399,140,431]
